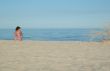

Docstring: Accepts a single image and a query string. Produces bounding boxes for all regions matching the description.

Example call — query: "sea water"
[0,29,103,41]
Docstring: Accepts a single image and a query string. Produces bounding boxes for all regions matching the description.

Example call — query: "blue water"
[0,29,103,41]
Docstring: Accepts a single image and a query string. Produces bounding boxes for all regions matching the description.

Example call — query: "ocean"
[0,29,103,41]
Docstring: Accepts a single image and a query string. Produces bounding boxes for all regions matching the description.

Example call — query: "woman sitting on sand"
[15,26,23,41]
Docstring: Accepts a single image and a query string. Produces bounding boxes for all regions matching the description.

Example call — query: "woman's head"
[16,26,21,31]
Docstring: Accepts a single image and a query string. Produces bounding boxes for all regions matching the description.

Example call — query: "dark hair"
[16,26,21,31]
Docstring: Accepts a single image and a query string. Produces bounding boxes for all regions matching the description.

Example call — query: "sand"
[0,40,110,71]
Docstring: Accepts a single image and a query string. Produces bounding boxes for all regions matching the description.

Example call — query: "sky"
[0,0,110,29]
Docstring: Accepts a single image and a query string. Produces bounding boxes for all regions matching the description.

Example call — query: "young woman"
[15,26,23,41]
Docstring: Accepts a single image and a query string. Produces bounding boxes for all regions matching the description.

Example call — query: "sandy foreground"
[0,40,110,71]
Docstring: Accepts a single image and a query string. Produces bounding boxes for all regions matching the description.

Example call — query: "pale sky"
[0,0,110,29]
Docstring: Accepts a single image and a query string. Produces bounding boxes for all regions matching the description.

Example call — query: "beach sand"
[0,40,110,71]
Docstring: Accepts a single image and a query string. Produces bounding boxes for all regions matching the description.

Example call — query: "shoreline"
[0,40,110,43]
